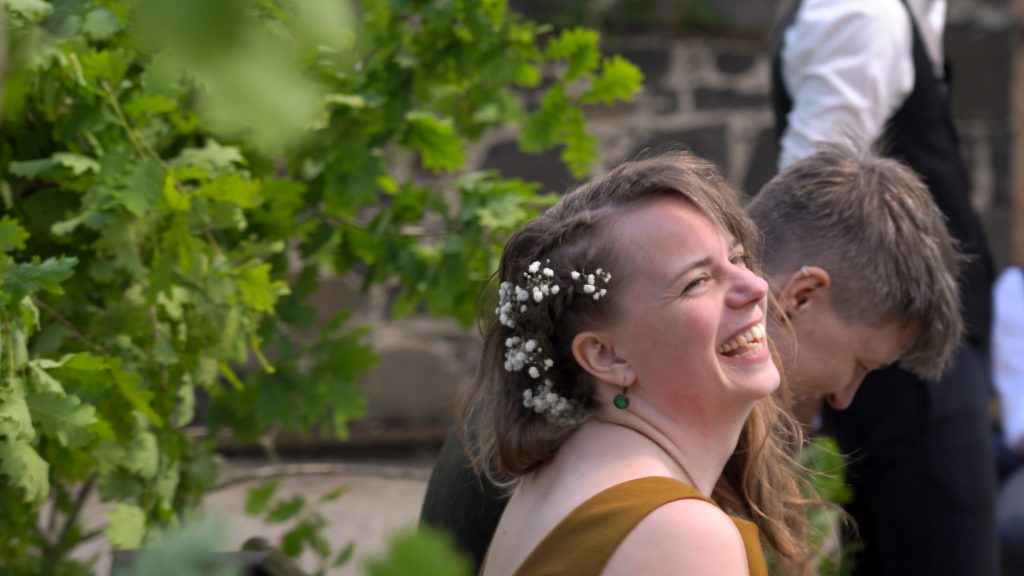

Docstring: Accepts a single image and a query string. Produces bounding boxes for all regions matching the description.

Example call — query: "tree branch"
[211,461,430,492]
[32,296,109,355]
[100,80,224,256]
[56,475,97,554]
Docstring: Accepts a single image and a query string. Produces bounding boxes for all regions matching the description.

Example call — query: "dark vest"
[771,0,994,349]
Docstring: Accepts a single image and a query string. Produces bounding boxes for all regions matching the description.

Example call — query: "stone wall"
[347,0,1018,443]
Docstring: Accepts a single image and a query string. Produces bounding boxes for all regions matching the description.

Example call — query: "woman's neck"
[579,399,752,495]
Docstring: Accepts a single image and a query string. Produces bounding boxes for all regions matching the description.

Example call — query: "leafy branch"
[0,0,642,573]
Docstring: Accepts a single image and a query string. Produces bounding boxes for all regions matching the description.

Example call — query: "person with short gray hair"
[747,146,963,415]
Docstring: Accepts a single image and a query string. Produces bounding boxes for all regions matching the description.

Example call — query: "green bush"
[0,0,642,573]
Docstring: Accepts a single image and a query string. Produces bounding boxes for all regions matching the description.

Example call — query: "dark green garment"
[419,426,509,570]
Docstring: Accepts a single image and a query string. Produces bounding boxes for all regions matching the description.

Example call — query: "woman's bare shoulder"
[602,497,749,575]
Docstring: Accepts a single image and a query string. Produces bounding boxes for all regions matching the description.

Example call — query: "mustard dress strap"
[511,476,767,576]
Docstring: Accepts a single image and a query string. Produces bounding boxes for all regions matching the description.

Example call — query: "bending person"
[772,2,998,573]
[466,152,814,575]
[747,147,962,421]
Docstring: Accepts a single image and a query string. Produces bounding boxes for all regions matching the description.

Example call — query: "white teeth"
[733,342,764,357]
[717,324,766,355]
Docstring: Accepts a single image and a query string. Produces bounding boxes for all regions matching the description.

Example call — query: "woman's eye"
[683,276,709,293]
[731,253,750,268]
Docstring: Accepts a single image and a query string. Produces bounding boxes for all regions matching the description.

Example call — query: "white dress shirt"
[993,268,1024,450]
[778,0,947,169]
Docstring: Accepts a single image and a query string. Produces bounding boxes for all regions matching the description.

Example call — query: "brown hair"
[460,152,817,574]
[747,145,963,379]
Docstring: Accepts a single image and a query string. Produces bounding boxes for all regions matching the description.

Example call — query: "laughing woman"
[463,153,814,575]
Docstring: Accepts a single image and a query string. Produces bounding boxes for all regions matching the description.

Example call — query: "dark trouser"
[419,426,510,570]
[999,467,1024,576]
[823,345,999,576]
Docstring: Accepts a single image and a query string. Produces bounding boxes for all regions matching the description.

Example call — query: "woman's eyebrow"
[668,256,712,286]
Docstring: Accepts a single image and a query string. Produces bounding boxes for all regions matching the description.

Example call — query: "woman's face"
[608,198,779,411]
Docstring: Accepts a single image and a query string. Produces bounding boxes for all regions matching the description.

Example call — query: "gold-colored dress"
[510,476,767,576]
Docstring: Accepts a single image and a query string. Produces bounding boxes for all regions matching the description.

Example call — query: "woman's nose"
[727,267,769,308]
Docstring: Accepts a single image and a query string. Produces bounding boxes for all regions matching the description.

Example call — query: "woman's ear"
[776,265,831,318]
[572,331,634,386]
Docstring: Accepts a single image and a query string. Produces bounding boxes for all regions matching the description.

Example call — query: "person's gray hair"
[747,145,963,380]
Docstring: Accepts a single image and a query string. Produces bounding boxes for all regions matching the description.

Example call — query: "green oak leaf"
[233,262,289,313]
[1,256,78,299]
[6,0,53,21]
[0,386,35,442]
[52,152,101,176]
[266,495,305,524]
[171,140,245,175]
[544,27,600,81]
[26,391,97,448]
[0,216,29,253]
[105,503,147,549]
[520,86,570,152]
[112,160,163,217]
[244,480,279,516]
[8,158,55,178]
[402,112,466,172]
[79,50,130,87]
[580,56,644,105]
[82,8,121,41]
[28,361,65,394]
[199,173,262,208]
[113,369,164,427]
[122,430,159,479]
[175,382,196,427]
[0,440,50,505]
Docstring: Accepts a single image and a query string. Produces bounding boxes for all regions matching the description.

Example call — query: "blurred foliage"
[111,515,470,576]
[801,435,857,576]
[365,526,471,576]
[243,479,352,575]
[112,519,239,576]
[0,0,642,573]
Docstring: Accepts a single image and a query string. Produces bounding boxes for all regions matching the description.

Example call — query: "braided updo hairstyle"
[460,152,817,574]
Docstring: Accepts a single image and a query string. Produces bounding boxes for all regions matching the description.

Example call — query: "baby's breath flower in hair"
[495,260,561,327]
[523,260,557,303]
[572,267,612,300]
[523,379,585,426]
[495,258,611,425]
[504,338,551,378]
[496,282,528,328]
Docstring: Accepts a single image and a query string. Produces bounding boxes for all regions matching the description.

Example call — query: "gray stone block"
[618,47,671,84]
[630,124,730,174]
[741,127,779,197]
[362,346,465,424]
[694,87,768,110]
[651,86,681,114]
[481,140,576,194]
[703,0,784,38]
[717,50,756,74]
[946,24,1013,121]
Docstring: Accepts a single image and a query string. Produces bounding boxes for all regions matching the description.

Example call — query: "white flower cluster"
[503,336,554,378]
[492,259,608,425]
[523,379,585,426]
[495,260,560,328]
[570,267,612,300]
[495,281,527,328]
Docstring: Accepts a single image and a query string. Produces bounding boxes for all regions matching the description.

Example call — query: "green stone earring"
[613,386,629,409]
